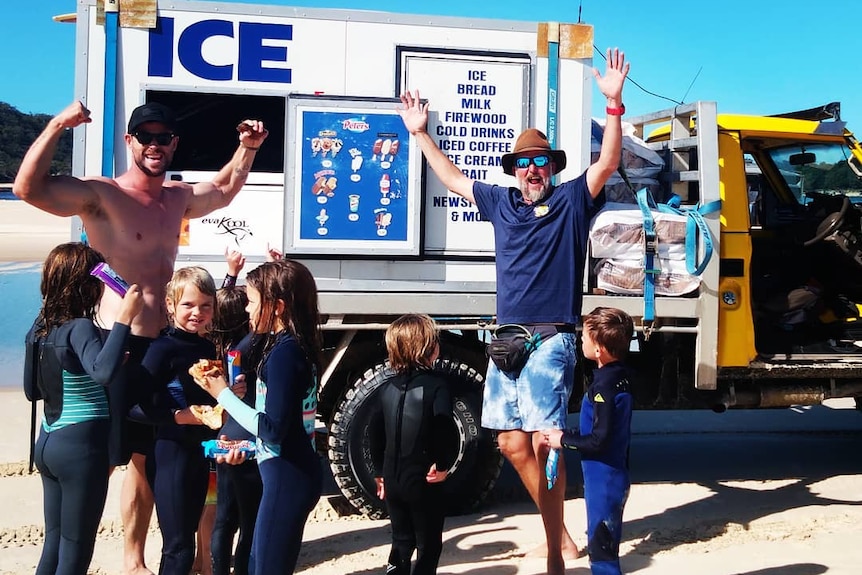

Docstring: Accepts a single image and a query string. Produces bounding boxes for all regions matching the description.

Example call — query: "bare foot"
[524,540,580,560]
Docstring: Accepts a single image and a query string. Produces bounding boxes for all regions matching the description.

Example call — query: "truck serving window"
[144,90,285,173]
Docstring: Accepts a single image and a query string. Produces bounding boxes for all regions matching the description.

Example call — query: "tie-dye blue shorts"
[481,332,576,432]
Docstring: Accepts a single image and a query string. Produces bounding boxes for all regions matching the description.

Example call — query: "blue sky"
[2,1,861,130]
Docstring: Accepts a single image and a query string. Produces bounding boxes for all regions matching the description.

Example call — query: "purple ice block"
[90,262,130,296]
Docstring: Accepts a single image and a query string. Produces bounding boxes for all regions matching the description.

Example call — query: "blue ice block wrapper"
[546,447,560,490]
[90,262,130,297]
[201,439,256,459]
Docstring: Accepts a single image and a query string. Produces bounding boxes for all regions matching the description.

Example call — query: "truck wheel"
[327,357,502,519]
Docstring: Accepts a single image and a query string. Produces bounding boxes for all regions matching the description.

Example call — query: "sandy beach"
[0,200,70,263]
[3,199,862,574]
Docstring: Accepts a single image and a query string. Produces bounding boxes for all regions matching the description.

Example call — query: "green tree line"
[0,102,72,184]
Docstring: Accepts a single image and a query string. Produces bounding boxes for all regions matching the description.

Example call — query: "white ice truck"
[70,0,598,516]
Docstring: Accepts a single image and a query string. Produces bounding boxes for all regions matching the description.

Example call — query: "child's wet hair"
[245,259,322,372]
[385,313,439,373]
[39,242,106,334]
[211,285,249,358]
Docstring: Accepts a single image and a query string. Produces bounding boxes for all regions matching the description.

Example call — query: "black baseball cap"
[127,102,177,134]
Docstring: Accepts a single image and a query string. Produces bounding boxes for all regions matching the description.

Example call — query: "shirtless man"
[14,100,268,575]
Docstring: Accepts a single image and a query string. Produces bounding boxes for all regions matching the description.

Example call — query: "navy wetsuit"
[560,361,633,575]
[370,368,452,575]
[33,319,131,575]
[136,327,218,575]
[211,335,262,575]
[216,332,322,575]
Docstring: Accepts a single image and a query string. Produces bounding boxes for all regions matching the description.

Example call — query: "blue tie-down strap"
[658,196,720,276]
[649,192,721,276]
[634,189,722,323]
[635,189,660,323]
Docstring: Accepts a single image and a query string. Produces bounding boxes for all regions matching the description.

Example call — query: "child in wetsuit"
[31,242,143,575]
[208,251,263,575]
[191,259,322,574]
[543,306,635,575]
[370,313,452,575]
[134,266,220,575]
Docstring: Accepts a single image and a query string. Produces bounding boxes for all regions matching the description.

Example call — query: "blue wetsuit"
[560,361,633,575]
[136,327,218,575]
[33,319,131,575]
[217,332,322,575]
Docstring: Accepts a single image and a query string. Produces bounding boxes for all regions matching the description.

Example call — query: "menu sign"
[285,96,422,256]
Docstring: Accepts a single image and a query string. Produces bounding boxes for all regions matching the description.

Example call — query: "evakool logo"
[200,215,254,245]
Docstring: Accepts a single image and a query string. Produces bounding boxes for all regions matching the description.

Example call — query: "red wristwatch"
[606,103,626,116]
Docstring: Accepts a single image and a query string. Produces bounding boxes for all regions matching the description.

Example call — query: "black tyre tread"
[328,357,502,519]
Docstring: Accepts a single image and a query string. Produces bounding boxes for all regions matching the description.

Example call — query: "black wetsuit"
[135,327,218,575]
[99,327,155,466]
[370,368,452,575]
[34,319,131,575]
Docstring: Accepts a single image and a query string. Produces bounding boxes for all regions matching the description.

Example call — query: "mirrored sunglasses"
[133,131,176,146]
[514,154,551,169]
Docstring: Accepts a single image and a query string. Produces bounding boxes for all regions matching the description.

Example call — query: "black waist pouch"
[486,324,536,373]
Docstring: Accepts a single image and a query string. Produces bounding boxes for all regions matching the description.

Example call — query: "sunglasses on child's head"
[133,131,176,146]
[514,154,551,169]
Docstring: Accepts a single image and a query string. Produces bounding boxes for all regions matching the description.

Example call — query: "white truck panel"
[74,0,594,317]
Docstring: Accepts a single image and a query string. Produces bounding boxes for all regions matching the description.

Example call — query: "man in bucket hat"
[398,48,629,575]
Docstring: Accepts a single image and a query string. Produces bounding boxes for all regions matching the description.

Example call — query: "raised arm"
[13,101,101,216]
[586,48,630,199]
[397,90,475,203]
[186,120,269,218]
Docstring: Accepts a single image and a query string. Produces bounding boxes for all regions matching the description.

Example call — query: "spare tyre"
[327,356,502,519]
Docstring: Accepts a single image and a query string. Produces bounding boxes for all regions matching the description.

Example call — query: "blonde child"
[133,267,220,575]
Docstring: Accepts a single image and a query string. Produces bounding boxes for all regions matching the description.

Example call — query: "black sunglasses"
[514,154,551,169]
[133,131,176,146]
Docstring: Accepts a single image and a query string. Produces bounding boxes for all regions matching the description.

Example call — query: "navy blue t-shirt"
[473,172,595,325]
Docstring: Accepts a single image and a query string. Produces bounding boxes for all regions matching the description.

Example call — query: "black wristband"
[221,274,237,289]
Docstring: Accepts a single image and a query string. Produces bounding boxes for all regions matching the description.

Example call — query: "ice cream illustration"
[387,139,400,162]
[325,177,338,197]
[331,138,344,157]
[379,173,391,205]
[316,208,329,235]
[349,147,363,182]
[371,138,383,161]
[320,138,333,157]
[374,208,392,236]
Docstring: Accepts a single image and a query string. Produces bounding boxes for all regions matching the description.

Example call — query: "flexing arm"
[586,48,631,199]
[186,120,269,218]
[397,91,475,203]
[13,101,100,216]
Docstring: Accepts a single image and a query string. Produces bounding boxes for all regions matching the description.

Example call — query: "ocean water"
[0,263,42,389]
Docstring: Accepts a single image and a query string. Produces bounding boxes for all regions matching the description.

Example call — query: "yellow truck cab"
[583,101,862,410]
